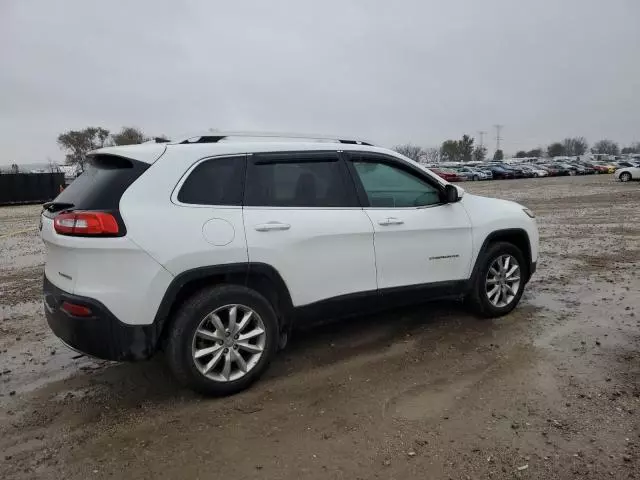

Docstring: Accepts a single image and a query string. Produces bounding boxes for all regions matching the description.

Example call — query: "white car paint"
[243,207,377,306]
[42,138,538,328]
[460,194,539,272]
[615,166,640,181]
[41,217,173,325]
[363,203,473,288]
[527,167,549,177]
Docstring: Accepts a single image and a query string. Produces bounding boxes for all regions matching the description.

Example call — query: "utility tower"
[494,124,503,151]
[477,131,487,149]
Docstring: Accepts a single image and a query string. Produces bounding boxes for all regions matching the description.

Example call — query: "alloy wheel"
[485,254,521,308]
[191,304,266,382]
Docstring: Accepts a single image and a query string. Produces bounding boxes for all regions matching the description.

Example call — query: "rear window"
[53,155,148,211]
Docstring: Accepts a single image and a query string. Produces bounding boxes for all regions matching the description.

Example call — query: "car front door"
[345,152,473,290]
[242,151,377,308]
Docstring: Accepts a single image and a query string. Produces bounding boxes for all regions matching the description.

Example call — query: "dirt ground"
[1,175,639,480]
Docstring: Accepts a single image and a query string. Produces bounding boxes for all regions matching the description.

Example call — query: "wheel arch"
[470,228,533,284]
[154,263,293,350]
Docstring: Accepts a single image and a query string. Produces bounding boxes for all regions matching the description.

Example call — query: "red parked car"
[429,168,462,182]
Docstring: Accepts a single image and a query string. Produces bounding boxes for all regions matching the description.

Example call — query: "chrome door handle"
[254,222,291,232]
[378,217,404,226]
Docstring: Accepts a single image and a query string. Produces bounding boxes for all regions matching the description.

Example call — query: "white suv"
[41,132,538,395]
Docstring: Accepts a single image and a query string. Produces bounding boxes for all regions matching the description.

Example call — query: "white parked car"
[520,165,548,177]
[41,132,539,396]
[615,166,640,182]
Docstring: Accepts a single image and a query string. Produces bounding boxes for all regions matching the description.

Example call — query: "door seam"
[361,209,380,290]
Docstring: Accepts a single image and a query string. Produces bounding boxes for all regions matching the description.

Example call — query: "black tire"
[620,172,632,182]
[473,175,479,181]
[465,241,527,318]
[165,285,279,396]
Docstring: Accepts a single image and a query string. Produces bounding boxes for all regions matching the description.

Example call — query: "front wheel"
[466,242,527,318]
[620,172,632,182]
[165,285,279,396]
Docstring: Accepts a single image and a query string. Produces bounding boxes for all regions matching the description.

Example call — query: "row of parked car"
[428,158,640,182]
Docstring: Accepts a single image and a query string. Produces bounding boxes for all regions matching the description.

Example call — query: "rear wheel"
[620,172,632,182]
[165,285,278,396]
[466,242,527,318]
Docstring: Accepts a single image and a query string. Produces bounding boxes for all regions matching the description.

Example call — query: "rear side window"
[177,156,246,206]
[52,154,148,212]
[245,152,357,207]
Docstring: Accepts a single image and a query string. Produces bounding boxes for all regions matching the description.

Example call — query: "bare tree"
[422,147,440,164]
[473,146,487,162]
[562,137,589,156]
[592,139,620,156]
[527,148,543,158]
[57,127,111,172]
[111,126,148,146]
[393,144,423,162]
[547,142,566,158]
[47,157,58,173]
[621,142,640,154]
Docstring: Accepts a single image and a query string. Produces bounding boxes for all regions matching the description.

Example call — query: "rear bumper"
[43,276,158,361]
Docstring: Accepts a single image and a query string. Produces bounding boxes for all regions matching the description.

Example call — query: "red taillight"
[60,301,92,317]
[54,211,120,236]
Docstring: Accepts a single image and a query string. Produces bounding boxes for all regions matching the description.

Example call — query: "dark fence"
[0,173,65,206]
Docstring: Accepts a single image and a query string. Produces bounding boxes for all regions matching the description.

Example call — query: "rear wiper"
[43,201,74,213]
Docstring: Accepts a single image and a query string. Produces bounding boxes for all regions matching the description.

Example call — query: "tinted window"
[178,156,245,205]
[245,153,356,207]
[352,159,441,208]
[53,154,148,211]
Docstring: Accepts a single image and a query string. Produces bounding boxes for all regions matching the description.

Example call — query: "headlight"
[523,208,535,218]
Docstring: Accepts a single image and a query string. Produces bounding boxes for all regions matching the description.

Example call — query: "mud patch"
[0,264,43,307]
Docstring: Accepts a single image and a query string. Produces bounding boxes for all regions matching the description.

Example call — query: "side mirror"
[444,184,460,203]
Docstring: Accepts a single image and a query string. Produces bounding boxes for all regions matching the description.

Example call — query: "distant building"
[57,164,82,184]
[0,162,61,174]
[0,162,82,183]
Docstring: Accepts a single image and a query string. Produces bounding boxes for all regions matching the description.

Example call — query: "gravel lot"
[1,175,639,479]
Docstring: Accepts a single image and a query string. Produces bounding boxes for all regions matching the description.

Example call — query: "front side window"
[177,156,245,205]
[352,159,441,208]
[245,153,356,207]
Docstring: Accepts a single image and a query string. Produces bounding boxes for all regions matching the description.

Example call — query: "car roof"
[90,141,408,165]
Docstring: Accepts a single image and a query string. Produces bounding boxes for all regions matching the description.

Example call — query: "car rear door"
[345,152,473,289]
[242,151,377,307]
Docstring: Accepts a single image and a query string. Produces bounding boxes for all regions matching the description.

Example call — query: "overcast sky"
[2,0,639,164]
